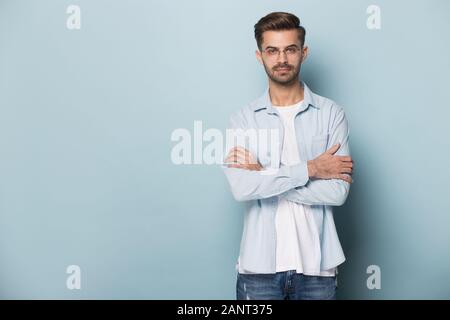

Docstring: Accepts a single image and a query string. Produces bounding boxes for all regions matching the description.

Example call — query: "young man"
[222,12,354,300]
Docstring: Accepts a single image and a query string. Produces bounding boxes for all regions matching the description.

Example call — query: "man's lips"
[275,67,291,71]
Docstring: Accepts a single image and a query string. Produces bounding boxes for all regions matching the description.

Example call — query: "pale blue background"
[1,0,449,299]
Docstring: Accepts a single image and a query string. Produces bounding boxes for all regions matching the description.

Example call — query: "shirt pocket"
[310,133,329,159]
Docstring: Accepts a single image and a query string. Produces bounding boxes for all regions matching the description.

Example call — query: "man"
[222,12,354,300]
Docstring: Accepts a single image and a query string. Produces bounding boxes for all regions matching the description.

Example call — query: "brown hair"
[254,12,306,51]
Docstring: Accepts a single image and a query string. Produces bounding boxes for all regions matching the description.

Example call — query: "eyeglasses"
[262,46,302,58]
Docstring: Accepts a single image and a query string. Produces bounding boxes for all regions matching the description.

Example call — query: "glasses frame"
[261,45,303,58]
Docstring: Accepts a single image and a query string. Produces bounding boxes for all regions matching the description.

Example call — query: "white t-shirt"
[237,100,336,276]
[251,99,335,276]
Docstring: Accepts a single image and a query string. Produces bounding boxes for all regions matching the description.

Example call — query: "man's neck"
[268,79,304,107]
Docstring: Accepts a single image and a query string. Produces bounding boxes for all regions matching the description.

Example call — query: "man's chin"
[270,75,297,85]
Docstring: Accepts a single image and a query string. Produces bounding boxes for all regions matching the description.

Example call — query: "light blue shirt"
[222,81,351,273]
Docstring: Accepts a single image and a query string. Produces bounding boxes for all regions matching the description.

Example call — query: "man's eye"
[267,49,277,55]
[286,48,297,54]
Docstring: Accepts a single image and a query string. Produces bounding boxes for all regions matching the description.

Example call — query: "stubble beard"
[263,61,301,86]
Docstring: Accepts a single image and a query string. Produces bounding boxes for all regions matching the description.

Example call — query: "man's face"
[256,29,308,85]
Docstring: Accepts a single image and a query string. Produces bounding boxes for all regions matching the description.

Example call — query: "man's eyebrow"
[264,44,300,50]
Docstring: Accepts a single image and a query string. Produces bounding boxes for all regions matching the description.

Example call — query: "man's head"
[254,12,308,86]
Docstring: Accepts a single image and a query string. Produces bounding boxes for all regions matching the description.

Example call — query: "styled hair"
[254,12,306,50]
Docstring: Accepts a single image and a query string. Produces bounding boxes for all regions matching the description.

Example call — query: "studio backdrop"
[1,0,449,299]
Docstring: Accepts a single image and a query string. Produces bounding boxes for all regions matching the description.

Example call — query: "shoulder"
[227,106,249,127]
[227,95,263,127]
[310,90,346,119]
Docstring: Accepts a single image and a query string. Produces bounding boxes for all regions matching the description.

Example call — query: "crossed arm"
[222,108,353,206]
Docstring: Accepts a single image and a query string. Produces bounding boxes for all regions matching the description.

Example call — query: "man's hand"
[224,147,263,171]
[307,143,354,183]
[224,144,354,183]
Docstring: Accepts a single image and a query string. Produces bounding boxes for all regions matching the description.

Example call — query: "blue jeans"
[236,270,337,300]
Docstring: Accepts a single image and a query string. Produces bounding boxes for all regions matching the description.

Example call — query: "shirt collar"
[250,81,320,114]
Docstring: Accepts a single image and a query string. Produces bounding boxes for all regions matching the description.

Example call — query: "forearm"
[279,178,350,206]
[278,158,351,206]
[222,161,310,202]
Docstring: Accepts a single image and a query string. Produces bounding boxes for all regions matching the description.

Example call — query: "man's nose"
[276,51,288,63]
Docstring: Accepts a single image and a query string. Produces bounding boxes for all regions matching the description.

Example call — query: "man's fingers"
[232,148,252,158]
[226,163,245,169]
[232,146,250,153]
[340,167,353,174]
[226,152,256,164]
[225,148,257,164]
[226,163,260,171]
[337,174,353,183]
[336,155,352,162]
[225,155,254,165]
[225,152,247,164]
[231,147,255,159]
[341,161,354,168]
[225,148,247,159]
[230,146,251,155]
[325,143,340,155]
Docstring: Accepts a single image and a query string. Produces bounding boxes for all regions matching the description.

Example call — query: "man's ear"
[301,46,309,63]
[255,49,263,65]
